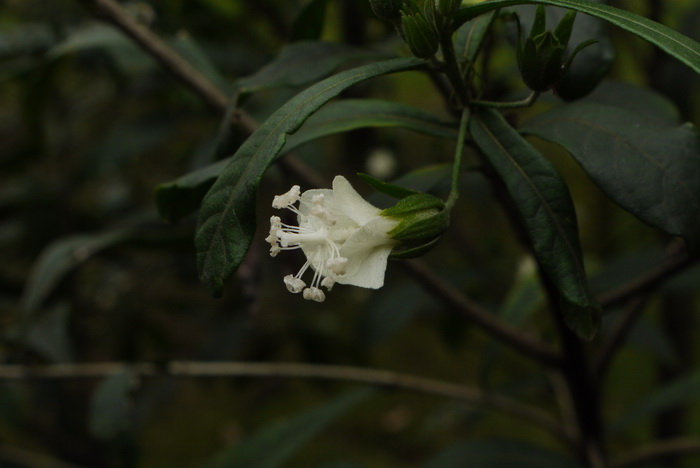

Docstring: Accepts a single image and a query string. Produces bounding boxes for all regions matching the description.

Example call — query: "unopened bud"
[382,192,449,257]
[516,6,593,92]
[401,11,439,59]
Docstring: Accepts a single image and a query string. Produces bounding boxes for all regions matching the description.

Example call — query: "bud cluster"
[368,0,463,60]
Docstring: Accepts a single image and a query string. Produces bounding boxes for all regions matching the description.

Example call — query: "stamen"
[303,287,325,302]
[326,257,348,275]
[321,277,335,291]
[272,185,301,209]
[283,275,305,293]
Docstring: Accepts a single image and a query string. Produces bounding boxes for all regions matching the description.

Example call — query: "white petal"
[298,189,333,217]
[336,216,398,289]
[331,176,382,225]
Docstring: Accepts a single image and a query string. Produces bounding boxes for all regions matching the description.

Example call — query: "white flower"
[266,176,399,302]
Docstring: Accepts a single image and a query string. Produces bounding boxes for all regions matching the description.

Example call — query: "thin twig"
[612,437,700,468]
[0,361,567,442]
[593,294,651,381]
[84,0,225,109]
[400,260,562,367]
[598,245,694,309]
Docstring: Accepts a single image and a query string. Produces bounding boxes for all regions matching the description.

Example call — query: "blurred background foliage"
[0,0,699,467]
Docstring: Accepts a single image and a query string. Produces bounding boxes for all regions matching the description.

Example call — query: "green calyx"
[401,9,439,59]
[516,6,594,92]
[382,192,450,257]
[358,172,449,259]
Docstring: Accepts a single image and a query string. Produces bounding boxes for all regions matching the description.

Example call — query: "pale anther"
[303,287,326,302]
[284,275,305,293]
[326,257,348,275]
[272,185,301,209]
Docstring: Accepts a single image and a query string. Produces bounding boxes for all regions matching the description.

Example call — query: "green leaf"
[585,81,680,125]
[455,0,700,75]
[202,388,373,468]
[20,229,132,317]
[521,102,700,250]
[287,98,458,145]
[48,24,155,75]
[357,172,419,199]
[610,369,700,435]
[470,108,600,339]
[454,10,498,65]
[157,98,455,223]
[195,57,424,296]
[89,370,134,440]
[424,438,582,468]
[156,158,236,223]
[236,42,389,96]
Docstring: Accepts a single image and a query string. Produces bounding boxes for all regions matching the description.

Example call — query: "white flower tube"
[266,176,399,302]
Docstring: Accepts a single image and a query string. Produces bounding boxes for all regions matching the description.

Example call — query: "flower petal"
[337,216,398,289]
[331,176,382,225]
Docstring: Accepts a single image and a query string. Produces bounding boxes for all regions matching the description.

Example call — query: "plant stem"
[472,91,540,109]
[446,107,471,209]
[401,260,562,367]
[540,270,607,467]
[0,361,567,441]
[439,32,469,106]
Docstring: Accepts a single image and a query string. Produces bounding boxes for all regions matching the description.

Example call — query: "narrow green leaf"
[610,369,700,435]
[20,229,132,317]
[236,42,389,96]
[357,172,419,199]
[424,438,582,468]
[521,102,700,250]
[195,58,424,296]
[203,389,373,468]
[48,24,155,74]
[156,158,236,223]
[471,108,600,339]
[454,10,497,65]
[455,0,700,75]
[157,99,455,223]
[286,98,458,146]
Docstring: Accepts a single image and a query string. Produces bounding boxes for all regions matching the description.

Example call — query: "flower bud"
[382,192,449,258]
[516,6,593,92]
[401,10,439,59]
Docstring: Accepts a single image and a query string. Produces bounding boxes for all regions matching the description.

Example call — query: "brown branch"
[612,437,700,468]
[593,294,651,381]
[83,0,226,111]
[598,244,695,309]
[593,243,696,380]
[0,361,568,443]
[400,260,562,367]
